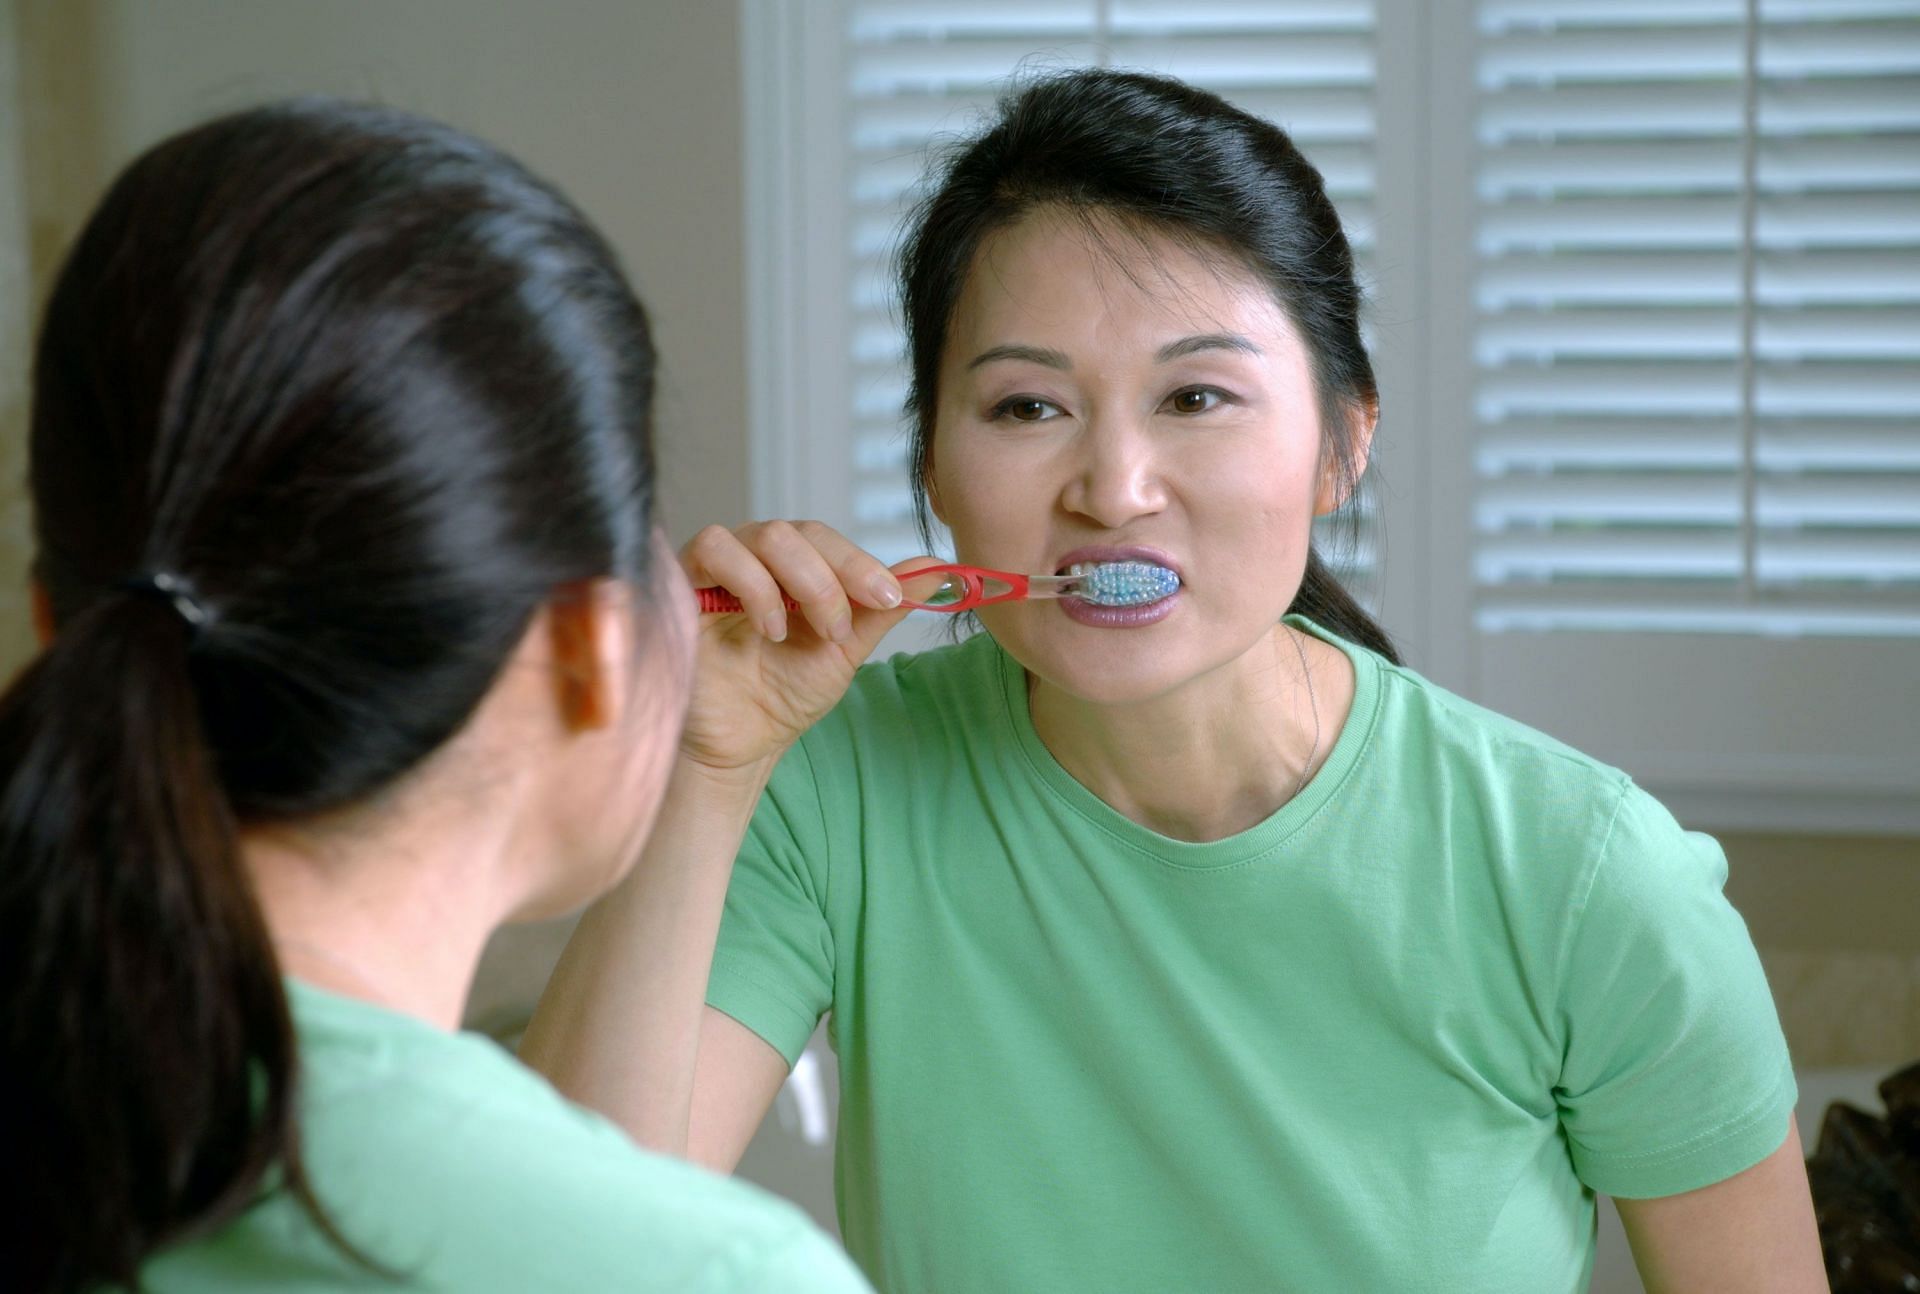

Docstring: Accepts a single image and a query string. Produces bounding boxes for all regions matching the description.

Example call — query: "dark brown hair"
[899,67,1398,661]
[0,99,661,1290]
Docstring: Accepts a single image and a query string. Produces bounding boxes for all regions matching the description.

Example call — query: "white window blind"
[1455,0,1920,830]
[746,0,1920,828]
[1472,0,1920,638]
[840,0,1382,602]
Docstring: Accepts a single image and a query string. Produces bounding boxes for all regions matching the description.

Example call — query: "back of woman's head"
[1,98,661,1290]
[899,67,1397,661]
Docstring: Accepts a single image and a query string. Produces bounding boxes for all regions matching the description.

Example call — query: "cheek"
[926,426,961,523]
[931,433,1030,534]
[1192,437,1320,525]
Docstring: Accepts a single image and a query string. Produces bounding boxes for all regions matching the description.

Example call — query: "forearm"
[519,753,772,1155]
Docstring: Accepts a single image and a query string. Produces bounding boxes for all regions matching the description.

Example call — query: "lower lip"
[1058,592,1179,628]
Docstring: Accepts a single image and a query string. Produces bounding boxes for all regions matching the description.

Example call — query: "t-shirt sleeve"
[706,739,837,1066]
[1553,782,1797,1199]
[735,1223,876,1294]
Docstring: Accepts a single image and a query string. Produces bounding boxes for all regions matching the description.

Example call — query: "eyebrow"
[1155,333,1262,362]
[967,344,1070,371]
[966,333,1262,371]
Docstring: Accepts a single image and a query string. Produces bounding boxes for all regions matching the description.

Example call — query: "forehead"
[948,207,1297,351]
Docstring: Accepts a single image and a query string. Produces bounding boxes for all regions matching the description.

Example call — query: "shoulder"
[1367,652,1635,843]
[1577,778,1730,923]
[1359,650,1732,948]
[1373,653,1626,790]
[305,1037,864,1289]
[1318,643,1647,919]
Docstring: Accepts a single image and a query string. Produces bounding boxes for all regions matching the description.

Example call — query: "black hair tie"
[117,571,212,636]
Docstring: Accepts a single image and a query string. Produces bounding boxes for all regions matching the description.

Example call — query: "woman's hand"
[678,520,923,775]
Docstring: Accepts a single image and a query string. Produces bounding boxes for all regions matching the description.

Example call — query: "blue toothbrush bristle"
[1078,561,1181,607]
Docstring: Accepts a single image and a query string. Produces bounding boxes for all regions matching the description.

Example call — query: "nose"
[1058,412,1168,529]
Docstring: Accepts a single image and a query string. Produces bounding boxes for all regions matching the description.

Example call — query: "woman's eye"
[992,396,1062,422]
[1167,387,1223,415]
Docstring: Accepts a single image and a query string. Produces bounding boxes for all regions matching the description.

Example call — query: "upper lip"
[1052,544,1185,583]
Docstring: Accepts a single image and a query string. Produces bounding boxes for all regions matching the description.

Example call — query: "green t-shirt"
[707,616,1795,1293]
[140,979,871,1292]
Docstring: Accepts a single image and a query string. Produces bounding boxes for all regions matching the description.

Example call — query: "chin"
[998,627,1204,708]
[989,603,1278,708]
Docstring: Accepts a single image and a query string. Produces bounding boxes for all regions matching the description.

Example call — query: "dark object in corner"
[1807,1060,1920,1292]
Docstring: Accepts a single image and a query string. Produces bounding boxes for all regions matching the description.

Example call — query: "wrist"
[673,750,781,803]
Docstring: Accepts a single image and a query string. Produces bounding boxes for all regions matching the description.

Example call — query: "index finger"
[790,521,906,612]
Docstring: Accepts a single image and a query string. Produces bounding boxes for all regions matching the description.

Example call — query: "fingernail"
[870,575,902,609]
[828,614,853,642]
[762,613,787,643]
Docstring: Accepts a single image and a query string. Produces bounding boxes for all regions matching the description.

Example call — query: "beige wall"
[4,1,1916,1067]
[10,0,750,559]
[1723,833,1920,1069]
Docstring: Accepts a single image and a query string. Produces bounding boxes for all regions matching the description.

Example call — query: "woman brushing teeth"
[527,68,1818,1294]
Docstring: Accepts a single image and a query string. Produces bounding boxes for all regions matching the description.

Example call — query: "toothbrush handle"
[698,564,1049,615]
[696,587,801,614]
[1018,574,1078,600]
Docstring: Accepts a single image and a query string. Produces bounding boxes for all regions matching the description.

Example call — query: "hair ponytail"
[0,595,303,1290]
[1290,549,1398,663]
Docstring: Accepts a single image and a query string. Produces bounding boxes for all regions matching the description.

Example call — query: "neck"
[242,790,528,1033]
[1028,622,1348,843]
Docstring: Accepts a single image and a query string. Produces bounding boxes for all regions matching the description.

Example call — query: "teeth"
[1060,559,1182,607]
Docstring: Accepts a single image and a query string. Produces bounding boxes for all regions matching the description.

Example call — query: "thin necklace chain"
[1289,625,1320,804]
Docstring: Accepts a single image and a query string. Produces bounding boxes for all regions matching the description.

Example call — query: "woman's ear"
[30,581,54,647]
[1314,399,1378,517]
[543,579,634,733]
